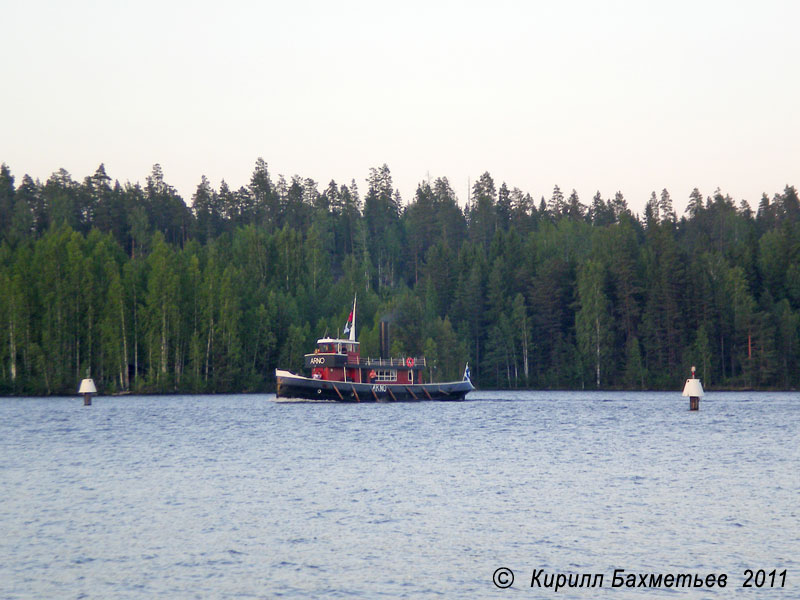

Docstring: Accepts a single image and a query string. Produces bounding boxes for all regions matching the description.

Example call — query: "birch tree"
[576,259,611,388]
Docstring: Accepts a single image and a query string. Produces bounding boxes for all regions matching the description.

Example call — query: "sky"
[2,0,798,215]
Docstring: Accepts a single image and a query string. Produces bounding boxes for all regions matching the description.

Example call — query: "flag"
[463,363,471,381]
[343,295,356,340]
[343,311,353,335]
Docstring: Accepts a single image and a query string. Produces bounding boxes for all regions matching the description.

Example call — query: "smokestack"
[380,321,390,359]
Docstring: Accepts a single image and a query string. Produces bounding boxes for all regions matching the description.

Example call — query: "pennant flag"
[463,363,471,381]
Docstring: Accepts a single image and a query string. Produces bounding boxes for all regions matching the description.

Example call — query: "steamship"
[274,298,474,402]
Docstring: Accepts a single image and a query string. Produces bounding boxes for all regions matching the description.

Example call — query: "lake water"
[1,391,798,598]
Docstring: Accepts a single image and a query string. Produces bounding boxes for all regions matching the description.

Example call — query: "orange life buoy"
[406,357,414,368]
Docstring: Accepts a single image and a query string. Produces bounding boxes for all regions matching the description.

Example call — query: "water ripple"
[0,391,798,598]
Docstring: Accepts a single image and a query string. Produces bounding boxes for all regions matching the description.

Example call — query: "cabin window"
[375,369,397,382]
[408,370,413,383]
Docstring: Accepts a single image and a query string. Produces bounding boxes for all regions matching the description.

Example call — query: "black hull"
[275,370,474,402]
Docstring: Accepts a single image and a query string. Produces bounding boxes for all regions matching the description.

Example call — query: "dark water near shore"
[1,391,798,598]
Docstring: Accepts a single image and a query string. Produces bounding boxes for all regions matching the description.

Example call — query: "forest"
[0,159,798,395]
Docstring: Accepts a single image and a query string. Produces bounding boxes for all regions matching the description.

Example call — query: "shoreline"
[0,386,796,399]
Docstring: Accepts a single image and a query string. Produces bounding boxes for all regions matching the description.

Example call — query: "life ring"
[406,357,414,368]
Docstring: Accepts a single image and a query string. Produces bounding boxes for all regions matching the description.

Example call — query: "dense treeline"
[0,159,799,394]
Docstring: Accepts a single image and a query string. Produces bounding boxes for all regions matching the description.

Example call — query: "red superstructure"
[306,338,425,385]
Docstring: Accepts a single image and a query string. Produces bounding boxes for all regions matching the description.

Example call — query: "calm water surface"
[1,391,798,598]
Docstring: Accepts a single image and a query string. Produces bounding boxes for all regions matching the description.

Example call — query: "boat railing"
[355,357,427,368]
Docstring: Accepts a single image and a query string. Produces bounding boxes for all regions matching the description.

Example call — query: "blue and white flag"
[463,363,471,381]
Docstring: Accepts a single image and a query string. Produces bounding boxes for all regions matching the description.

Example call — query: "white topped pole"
[78,378,97,406]
[681,365,704,411]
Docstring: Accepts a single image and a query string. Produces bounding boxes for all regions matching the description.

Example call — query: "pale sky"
[3,0,798,214]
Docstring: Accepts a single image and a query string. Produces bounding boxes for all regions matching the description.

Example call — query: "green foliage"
[575,259,612,388]
[0,162,797,393]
